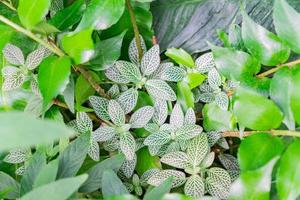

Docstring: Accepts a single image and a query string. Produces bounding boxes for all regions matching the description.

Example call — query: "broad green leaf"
[203,102,236,132]
[0,112,74,152]
[277,140,300,200]
[242,12,290,66]
[18,0,51,29]
[290,66,300,126]
[49,0,86,31]
[79,155,124,193]
[177,81,194,111]
[20,174,88,200]
[102,169,129,198]
[136,147,161,175]
[38,56,71,109]
[57,134,89,178]
[61,29,94,64]
[0,172,20,199]
[238,133,284,172]
[229,157,279,200]
[165,48,195,68]
[144,177,173,200]
[187,72,205,89]
[90,31,126,71]
[274,0,300,54]
[33,159,59,188]
[76,0,125,31]
[211,45,261,80]
[233,87,283,130]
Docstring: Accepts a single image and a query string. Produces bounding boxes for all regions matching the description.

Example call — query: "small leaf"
[141,45,160,76]
[88,139,100,161]
[145,79,177,101]
[89,96,110,121]
[215,92,229,111]
[2,71,25,91]
[128,35,147,65]
[160,151,188,169]
[175,124,203,141]
[108,100,126,126]
[93,126,116,142]
[208,68,221,90]
[184,175,205,198]
[144,131,171,146]
[195,52,215,73]
[160,66,185,82]
[144,177,173,200]
[110,61,142,83]
[206,168,231,199]
[117,88,138,114]
[76,112,93,133]
[147,170,186,188]
[177,81,194,111]
[0,172,20,199]
[25,47,45,70]
[165,48,195,68]
[120,155,137,178]
[130,106,154,128]
[170,103,184,129]
[153,99,168,125]
[120,132,136,161]
[4,149,29,164]
[2,44,25,65]
[102,169,129,198]
[186,134,209,167]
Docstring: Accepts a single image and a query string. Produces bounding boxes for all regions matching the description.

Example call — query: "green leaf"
[0,112,74,152]
[233,87,283,130]
[79,154,125,193]
[61,29,94,64]
[33,159,59,188]
[187,72,205,89]
[49,0,86,31]
[57,134,90,179]
[211,45,261,80]
[238,133,284,172]
[18,0,51,29]
[274,0,300,54]
[76,0,125,31]
[229,157,279,200]
[165,48,195,68]
[38,56,71,109]
[136,147,161,175]
[144,177,173,200]
[0,172,20,199]
[177,81,194,111]
[105,194,139,200]
[290,66,300,126]
[102,169,129,198]
[63,76,75,113]
[20,174,88,200]
[89,31,126,71]
[203,102,236,132]
[277,140,300,200]
[242,12,290,66]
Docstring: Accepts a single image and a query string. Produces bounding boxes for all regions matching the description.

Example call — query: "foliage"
[0,0,300,199]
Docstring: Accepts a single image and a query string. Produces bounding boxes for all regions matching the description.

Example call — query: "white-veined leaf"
[186,134,209,167]
[76,112,93,133]
[160,151,188,169]
[184,175,205,198]
[144,131,171,146]
[113,61,141,83]
[103,135,119,152]
[215,92,228,111]
[25,47,45,70]
[198,93,215,103]
[184,108,196,125]
[2,71,26,91]
[165,141,181,154]
[175,124,203,141]
[120,155,137,178]
[141,45,160,76]
[88,139,100,161]
[4,149,29,164]
[218,154,239,171]
[153,99,168,126]
[116,88,138,114]
[31,75,41,97]
[145,79,176,101]
[217,137,229,150]
[120,132,136,161]
[107,85,120,99]
[199,81,214,93]
[93,126,116,142]
[130,106,154,128]
[16,165,26,176]
[108,100,125,126]
[147,170,186,188]
[150,62,172,79]
[3,44,25,65]
[195,52,215,74]
[128,35,147,65]
[206,131,221,147]
[160,66,185,82]
[140,168,160,185]
[2,66,19,76]
[170,103,184,129]
[208,68,221,90]
[201,152,215,168]
[89,96,110,121]
[105,65,131,84]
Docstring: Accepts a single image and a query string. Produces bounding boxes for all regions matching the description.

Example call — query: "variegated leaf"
[4,149,29,164]
[184,108,196,125]
[124,183,134,193]
[195,52,215,73]
[108,100,125,126]
[144,131,171,146]
[165,141,181,154]
[145,123,159,133]
[105,65,131,84]
[3,43,25,65]
[184,175,205,198]
[103,135,119,152]
[89,96,110,121]
[170,103,184,129]
[198,93,215,103]
[215,92,229,111]
[76,112,93,133]
[2,71,26,91]
[2,66,19,76]
[218,154,239,170]
[120,132,136,160]
[199,81,214,93]
[16,165,26,176]
[120,155,137,178]
[128,35,147,65]
[145,79,176,101]
[160,123,176,132]
[201,152,215,168]
[150,62,172,79]
[93,126,116,142]
[217,137,229,150]
[130,106,154,128]
[25,47,45,70]
[148,145,162,156]
[160,66,185,82]
[135,186,143,196]
[141,45,160,76]
[205,168,231,199]
[147,169,186,188]
[116,88,138,114]
[153,99,168,126]
[88,139,100,161]
[135,138,145,151]
[208,68,221,90]
[207,131,221,147]
[31,75,41,97]
[175,124,203,141]
[187,134,209,167]
[107,84,120,98]
[113,61,142,83]
[160,151,189,169]
[140,168,160,185]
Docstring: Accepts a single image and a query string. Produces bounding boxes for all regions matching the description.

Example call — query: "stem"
[257,58,300,78]
[0,0,16,11]
[222,130,300,138]
[126,0,143,61]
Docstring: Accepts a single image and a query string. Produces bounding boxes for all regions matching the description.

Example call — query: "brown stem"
[222,130,300,138]
[126,0,143,61]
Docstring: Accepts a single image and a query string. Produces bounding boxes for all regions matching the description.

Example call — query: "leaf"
[38,56,71,109]
[120,155,137,178]
[89,96,110,121]
[170,103,184,129]
[108,100,126,126]
[147,170,186,188]
[160,151,188,169]
[61,29,94,64]
[2,43,25,65]
[76,0,125,31]
[79,155,124,193]
[215,92,229,111]
[20,174,88,200]
[0,172,20,199]
[141,45,160,76]
[120,132,136,161]
[241,12,290,66]
[93,126,116,142]
[2,70,25,91]
[130,106,154,128]
[184,108,196,125]
[90,31,126,71]
[186,72,206,89]
[128,35,147,65]
[177,81,194,111]
[290,66,300,126]
[206,168,231,199]
[111,61,142,83]
[184,175,205,198]
[57,134,89,179]
[76,112,93,133]
[207,68,221,90]
[4,149,29,164]
[0,112,74,152]
[117,88,139,114]
[63,76,75,113]
[144,177,173,200]
[18,0,51,29]
[196,52,215,73]
[165,48,195,68]
[102,169,129,198]
[160,65,186,82]
[136,148,161,175]
[88,139,100,161]
[49,0,86,31]
[33,159,59,188]
[229,157,279,200]
[175,124,203,141]
[153,99,168,125]
[233,87,283,130]
[25,47,45,70]
[145,79,177,101]
[144,131,171,146]
[186,134,209,167]
[274,0,300,54]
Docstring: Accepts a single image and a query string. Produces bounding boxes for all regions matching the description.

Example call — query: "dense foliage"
[0,0,300,199]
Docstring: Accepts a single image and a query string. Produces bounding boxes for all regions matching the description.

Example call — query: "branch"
[0,0,16,11]
[222,130,300,138]
[126,0,143,61]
